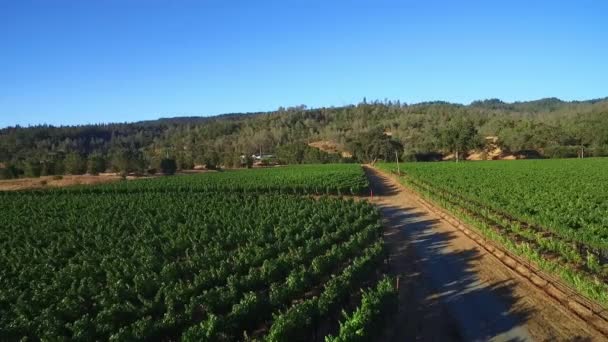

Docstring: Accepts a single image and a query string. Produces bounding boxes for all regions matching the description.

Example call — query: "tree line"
[1,97,607,179]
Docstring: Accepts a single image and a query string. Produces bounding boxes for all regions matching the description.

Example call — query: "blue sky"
[1,0,606,128]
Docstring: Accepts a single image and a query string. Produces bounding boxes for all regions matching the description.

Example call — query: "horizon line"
[2,95,607,130]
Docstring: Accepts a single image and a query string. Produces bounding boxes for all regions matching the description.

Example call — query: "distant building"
[247,153,277,166]
[252,154,275,161]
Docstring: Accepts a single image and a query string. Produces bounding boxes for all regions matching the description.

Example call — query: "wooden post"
[395,151,400,175]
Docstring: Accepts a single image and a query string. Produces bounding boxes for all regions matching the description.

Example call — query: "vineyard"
[70,164,369,195]
[377,158,608,306]
[0,164,396,341]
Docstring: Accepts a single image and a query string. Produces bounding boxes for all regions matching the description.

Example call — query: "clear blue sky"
[1,0,606,128]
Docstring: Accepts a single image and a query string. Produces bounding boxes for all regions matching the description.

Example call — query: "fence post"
[395,151,400,175]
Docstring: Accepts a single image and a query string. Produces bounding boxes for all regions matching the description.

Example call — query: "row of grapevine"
[405,176,607,276]
[0,164,394,341]
[325,276,397,342]
[57,164,370,195]
[264,241,386,341]
[376,160,608,306]
[182,239,385,341]
[378,159,608,250]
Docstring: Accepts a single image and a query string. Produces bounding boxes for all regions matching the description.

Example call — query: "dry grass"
[0,169,223,191]
[0,174,125,191]
[308,140,352,158]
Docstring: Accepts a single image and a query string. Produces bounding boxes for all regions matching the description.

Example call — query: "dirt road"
[365,166,604,342]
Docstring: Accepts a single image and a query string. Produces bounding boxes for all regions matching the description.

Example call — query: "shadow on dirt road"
[366,166,534,342]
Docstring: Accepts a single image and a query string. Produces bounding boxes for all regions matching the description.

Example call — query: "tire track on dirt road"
[365,166,604,342]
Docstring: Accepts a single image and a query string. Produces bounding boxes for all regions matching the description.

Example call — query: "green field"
[0,164,396,341]
[68,164,369,195]
[378,158,608,305]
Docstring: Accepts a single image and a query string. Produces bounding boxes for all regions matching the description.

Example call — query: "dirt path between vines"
[364,166,604,342]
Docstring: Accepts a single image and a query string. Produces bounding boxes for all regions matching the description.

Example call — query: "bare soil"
[308,140,353,158]
[0,174,124,191]
[0,169,225,191]
[365,166,604,342]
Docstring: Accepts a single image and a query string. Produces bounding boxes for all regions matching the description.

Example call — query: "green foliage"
[24,160,42,178]
[276,143,342,164]
[438,118,481,161]
[276,143,307,164]
[2,98,607,170]
[64,153,87,175]
[325,277,397,342]
[0,164,387,340]
[87,154,106,175]
[40,159,59,176]
[89,164,369,195]
[0,164,21,179]
[203,151,220,170]
[182,314,220,341]
[377,159,608,305]
[348,129,403,164]
[378,159,608,249]
[177,154,195,170]
[110,149,145,174]
[242,155,254,168]
[543,145,579,159]
[265,241,385,342]
[266,299,318,341]
[160,158,177,175]
[0,190,381,340]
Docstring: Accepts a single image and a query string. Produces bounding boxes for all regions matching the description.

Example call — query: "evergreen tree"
[87,154,106,175]
[160,158,177,175]
[64,153,87,175]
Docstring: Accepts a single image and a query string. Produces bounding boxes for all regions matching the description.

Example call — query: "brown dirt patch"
[0,169,223,191]
[308,140,352,158]
[0,174,124,191]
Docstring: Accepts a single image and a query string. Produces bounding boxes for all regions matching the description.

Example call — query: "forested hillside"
[1,97,607,178]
